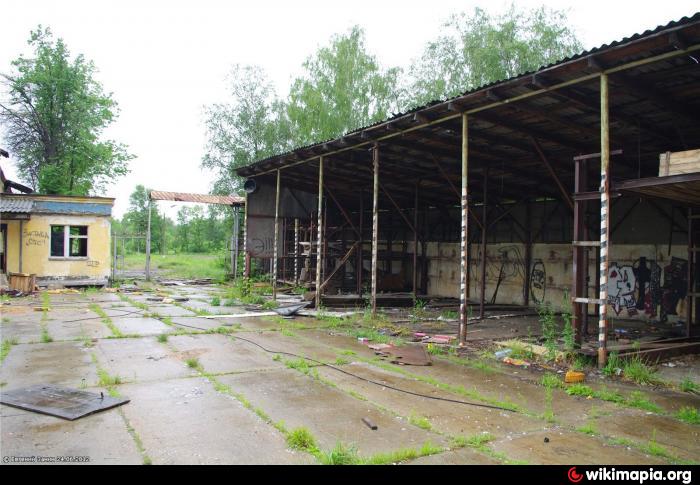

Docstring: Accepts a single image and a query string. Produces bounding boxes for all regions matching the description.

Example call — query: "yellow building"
[0,194,114,286]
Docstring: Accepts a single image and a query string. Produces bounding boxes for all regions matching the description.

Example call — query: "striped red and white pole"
[459,113,469,345]
[598,73,610,368]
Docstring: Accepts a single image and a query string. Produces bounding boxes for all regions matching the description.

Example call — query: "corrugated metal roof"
[238,12,700,175]
[0,197,34,213]
[150,191,244,205]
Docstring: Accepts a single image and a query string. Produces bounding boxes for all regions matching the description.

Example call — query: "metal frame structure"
[237,14,700,365]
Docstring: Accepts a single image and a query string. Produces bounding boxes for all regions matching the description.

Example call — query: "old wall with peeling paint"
[4,214,111,281]
[425,242,688,321]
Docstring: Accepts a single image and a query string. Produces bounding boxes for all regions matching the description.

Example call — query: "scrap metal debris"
[362,417,378,430]
[272,302,310,317]
[0,385,129,420]
[375,345,432,366]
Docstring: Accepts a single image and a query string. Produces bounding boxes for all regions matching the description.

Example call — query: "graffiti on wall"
[607,256,687,321]
[608,264,637,315]
[530,260,546,304]
[24,230,49,247]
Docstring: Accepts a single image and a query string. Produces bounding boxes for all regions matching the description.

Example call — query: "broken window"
[50,225,88,258]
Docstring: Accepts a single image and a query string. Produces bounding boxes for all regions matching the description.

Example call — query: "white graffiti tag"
[608,264,637,315]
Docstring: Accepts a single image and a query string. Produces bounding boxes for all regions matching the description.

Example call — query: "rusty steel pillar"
[573,159,587,345]
[371,144,380,316]
[294,218,299,285]
[244,192,250,278]
[357,191,364,297]
[315,157,324,309]
[479,169,488,320]
[272,169,281,300]
[598,73,611,368]
[413,182,419,301]
[459,112,469,346]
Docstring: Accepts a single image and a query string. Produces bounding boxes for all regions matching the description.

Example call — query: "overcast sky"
[1,0,698,218]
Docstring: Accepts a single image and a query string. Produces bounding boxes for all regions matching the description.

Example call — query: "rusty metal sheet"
[376,345,432,366]
[0,385,129,420]
[149,190,244,206]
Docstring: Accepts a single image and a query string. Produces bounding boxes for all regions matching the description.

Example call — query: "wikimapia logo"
[567,467,693,484]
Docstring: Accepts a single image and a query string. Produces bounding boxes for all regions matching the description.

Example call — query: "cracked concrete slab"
[95,337,196,383]
[216,368,447,457]
[0,405,142,464]
[1,341,97,390]
[117,377,310,464]
[168,334,285,374]
[490,429,668,465]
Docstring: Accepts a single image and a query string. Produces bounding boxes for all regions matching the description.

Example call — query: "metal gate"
[111,233,148,280]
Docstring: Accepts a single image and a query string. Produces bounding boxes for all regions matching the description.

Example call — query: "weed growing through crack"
[89,303,124,338]
[1,338,18,363]
[537,303,557,360]
[286,427,320,453]
[576,422,599,436]
[408,412,432,430]
[676,406,700,425]
[603,351,622,377]
[622,355,659,385]
[157,334,169,343]
[680,377,698,393]
[185,357,202,370]
[210,296,221,306]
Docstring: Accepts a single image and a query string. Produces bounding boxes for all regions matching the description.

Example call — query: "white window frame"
[50,225,88,259]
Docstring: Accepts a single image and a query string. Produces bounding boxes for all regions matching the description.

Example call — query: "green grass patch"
[541,373,563,389]
[284,357,311,375]
[576,423,598,436]
[156,334,169,343]
[1,338,18,363]
[627,391,661,413]
[680,377,698,393]
[408,412,432,430]
[676,406,699,425]
[185,357,202,370]
[89,303,124,338]
[622,355,659,385]
[123,252,229,281]
[210,296,221,306]
[286,427,320,453]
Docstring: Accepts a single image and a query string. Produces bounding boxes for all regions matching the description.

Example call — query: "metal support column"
[294,218,299,285]
[315,157,324,309]
[479,169,488,320]
[413,182,419,301]
[459,112,469,346]
[371,144,380,316]
[272,169,281,300]
[598,73,611,368]
[244,193,250,278]
[573,159,587,344]
[146,199,152,281]
[233,206,240,278]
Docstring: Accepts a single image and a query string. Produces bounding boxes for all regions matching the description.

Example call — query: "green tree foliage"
[0,26,132,194]
[119,185,172,254]
[201,65,290,195]
[406,5,582,107]
[286,26,401,146]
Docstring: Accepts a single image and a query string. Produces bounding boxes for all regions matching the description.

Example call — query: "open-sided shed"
[237,13,700,366]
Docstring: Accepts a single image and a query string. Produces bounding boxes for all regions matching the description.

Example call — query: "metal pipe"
[479,169,488,320]
[272,169,281,300]
[598,73,611,368]
[294,218,299,285]
[413,182,419,301]
[371,144,379,316]
[315,157,324,309]
[459,113,469,346]
[358,191,363,297]
[244,193,250,278]
[145,199,152,281]
[233,206,240,278]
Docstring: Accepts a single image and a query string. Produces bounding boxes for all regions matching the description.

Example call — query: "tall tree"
[201,65,289,195]
[286,26,402,146]
[0,26,132,194]
[406,5,582,107]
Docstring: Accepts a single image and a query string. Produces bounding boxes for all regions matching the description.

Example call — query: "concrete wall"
[425,241,689,321]
[4,214,111,281]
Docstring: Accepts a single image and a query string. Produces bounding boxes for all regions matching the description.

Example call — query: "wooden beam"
[319,241,360,292]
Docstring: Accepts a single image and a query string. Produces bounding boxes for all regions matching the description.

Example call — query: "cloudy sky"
[1,0,698,218]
